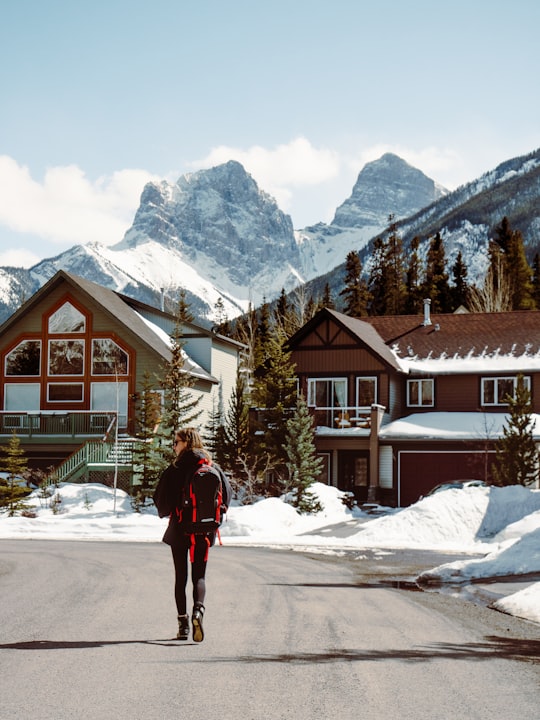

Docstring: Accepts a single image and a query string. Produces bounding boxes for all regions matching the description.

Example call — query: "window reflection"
[5,340,41,376]
[92,339,128,375]
[48,302,86,333]
[49,340,84,375]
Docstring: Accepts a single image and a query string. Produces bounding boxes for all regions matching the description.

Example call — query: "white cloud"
[0,248,41,269]
[0,156,159,248]
[194,137,341,212]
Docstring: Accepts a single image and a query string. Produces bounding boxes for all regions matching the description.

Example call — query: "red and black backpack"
[181,458,224,536]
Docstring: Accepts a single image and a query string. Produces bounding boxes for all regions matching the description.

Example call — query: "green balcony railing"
[0,411,117,438]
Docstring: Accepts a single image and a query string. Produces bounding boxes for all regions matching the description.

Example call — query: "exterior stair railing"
[48,433,136,486]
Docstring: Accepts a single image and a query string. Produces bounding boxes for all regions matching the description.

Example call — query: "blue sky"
[1,0,539,267]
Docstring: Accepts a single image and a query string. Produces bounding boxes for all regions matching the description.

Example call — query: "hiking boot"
[192,603,205,643]
[177,614,189,641]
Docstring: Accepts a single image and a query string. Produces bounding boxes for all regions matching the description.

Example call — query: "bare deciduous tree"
[468,254,512,312]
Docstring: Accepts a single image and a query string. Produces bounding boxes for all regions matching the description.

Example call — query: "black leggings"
[171,536,210,615]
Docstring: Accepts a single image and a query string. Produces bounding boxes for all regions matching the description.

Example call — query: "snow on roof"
[398,352,540,375]
[134,312,216,382]
[379,411,540,441]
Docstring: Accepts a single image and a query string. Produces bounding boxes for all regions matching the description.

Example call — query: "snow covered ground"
[1,481,539,625]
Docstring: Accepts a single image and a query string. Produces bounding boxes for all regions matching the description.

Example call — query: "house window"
[92,339,129,375]
[307,378,347,409]
[91,382,129,428]
[356,376,377,407]
[407,378,434,407]
[5,340,41,376]
[48,383,84,402]
[48,340,84,375]
[481,376,531,406]
[48,302,86,333]
[4,383,40,411]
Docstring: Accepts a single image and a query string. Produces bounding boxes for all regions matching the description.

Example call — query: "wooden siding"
[432,375,479,412]
[295,318,356,348]
[292,347,386,374]
[423,373,540,414]
[211,344,239,409]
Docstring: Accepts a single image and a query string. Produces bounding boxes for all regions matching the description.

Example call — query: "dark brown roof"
[362,310,540,359]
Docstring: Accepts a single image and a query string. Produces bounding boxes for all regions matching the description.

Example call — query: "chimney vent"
[423,298,432,326]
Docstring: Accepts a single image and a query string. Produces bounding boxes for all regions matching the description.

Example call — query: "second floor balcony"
[0,411,119,439]
[310,406,372,430]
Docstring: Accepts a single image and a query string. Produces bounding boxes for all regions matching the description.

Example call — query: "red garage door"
[398,451,493,506]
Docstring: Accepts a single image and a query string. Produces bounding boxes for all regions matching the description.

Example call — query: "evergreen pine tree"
[131,370,166,510]
[321,283,335,310]
[274,288,297,339]
[451,251,470,310]
[367,237,387,315]
[252,332,298,488]
[404,236,423,314]
[532,253,540,309]
[213,297,231,335]
[159,292,202,445]
[252,299,272,381]
[223,370,251,472]
[283,396,323,513]
[421,232,451,312]
[339,251,369,317]
[485,217,533,311]
[493,375,538,487]
[383,216,406,315]
[0,432,30,516]
[204,383,228,468]
[504,224,534,310]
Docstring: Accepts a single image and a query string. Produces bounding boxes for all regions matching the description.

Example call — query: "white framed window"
[48,301,86,333]
[481,376,531,406]
[307,378,347,408]
[48,339,84,376]
[356,376,377,407]
[5,340,41,376]
[92,339,129,375]
[91,381,129,428]
[4,383,40,411]
[407,378,434,407]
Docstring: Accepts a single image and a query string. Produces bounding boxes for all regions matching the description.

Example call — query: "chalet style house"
[0,271,243,484]
[288,302,540,506]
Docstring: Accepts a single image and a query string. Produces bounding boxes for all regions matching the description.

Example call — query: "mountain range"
[1,148,539,326]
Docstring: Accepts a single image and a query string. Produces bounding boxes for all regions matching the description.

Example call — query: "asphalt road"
[0,540,538,720]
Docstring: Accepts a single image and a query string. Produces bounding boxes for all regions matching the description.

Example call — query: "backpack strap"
[189,533,212,563]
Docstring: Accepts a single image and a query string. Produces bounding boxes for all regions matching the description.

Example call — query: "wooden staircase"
[49,438,135,485]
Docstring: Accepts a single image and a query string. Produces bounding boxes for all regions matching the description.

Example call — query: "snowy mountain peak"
[4,150,537,327]
[332,152,447,228]
[118,161,298,289]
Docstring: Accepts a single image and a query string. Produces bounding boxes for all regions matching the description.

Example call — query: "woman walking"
[153,427,230,642]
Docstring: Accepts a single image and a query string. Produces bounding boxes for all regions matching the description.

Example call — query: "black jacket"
[153,450,231,547]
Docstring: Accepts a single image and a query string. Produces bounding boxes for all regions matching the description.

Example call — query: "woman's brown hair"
[174,427,211,463]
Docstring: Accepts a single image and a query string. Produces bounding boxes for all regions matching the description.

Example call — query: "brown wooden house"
[288,302,540,506]
[0,270,243,476]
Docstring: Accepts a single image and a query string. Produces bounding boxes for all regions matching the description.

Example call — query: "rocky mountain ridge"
[1,148,539,326]
[0,153,444,323]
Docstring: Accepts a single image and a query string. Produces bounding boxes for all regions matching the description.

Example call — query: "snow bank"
[1,480,539,625]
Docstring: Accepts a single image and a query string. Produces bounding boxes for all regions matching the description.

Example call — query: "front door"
[338,451,369,502]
